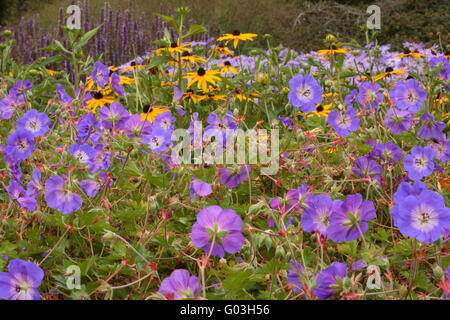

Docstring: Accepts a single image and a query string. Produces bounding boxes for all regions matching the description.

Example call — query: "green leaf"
[36,55,65,67]
[77,25,103,48]
[155,13,178,31]
[182,24,206,39]
[223,269,254,297]
[49,40,72,54]
[147,55,172,69]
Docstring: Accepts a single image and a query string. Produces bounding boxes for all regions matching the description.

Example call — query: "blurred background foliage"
[0,0,448,65]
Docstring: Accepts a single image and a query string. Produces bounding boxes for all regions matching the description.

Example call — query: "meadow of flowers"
[0,7,449,301]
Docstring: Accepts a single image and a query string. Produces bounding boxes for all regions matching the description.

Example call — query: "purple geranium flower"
[80,180,101,198]
[10,80,32,98]
[351,259,368,271]
[4,130,35,162]
[44,175,82,214]
[6,180,37,211]
[288,74,323,112]
[123,114,151,138]
[191,205,244,257]
[394,189,450,243]
[158,269,199,300]
[0,96,17,119]
[328,106,360,137]
[99,102,130,130]
[111,73,125,96]
[403,146,435,181]
[357,82,383,110]
[56,83,74,104]
[173,86,183,102]
[153,111,175,133]
[69,143,96,164]
[301,194,339,236]
[417,113,446,140]
[287,260,306,293]
[391,181,428,224]
[16,109,50,137]
[286,183,313,210]
[313,262,347,300]
[87,144,111,173]
[328,193,376,243]
[277,116,294,129]
[0,259,44,300]
[77,113,100,143]
[432,140,450,163]
[389,79,426,112]
[141,127,172,153]
[352,156,383,184]
[219,165,250,188]
[26,168,42,198]
[383,107,413,135]
[204,112,237,144]
[344,89,358,106]
[190,176,213,201]
[92,61,110,88]
[370,142,402,164]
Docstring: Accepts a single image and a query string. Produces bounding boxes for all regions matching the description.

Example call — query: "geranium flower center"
[418,212,431,224]
[26,119,41,133]
[17,140,28,151]
[414,156,427,169]
[338,114,350,128]
[407,91,417,102]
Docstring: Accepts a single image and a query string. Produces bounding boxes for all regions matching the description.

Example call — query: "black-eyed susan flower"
[217,30,257,48]
[180,52,206,65]
[296,103,331,119]
[395,48,424,58]
[183,89,206,103]
[183,68,221,91]
[156,41,192,56]
[122,61,147,73]
[317,45,350,58]
[205,93,228,101]
[233,93,252,102]
[220,61,239,75]
[86,90,116,113]
[140,104,170,123]
[212,44,233,56]
[373,67,408,81]
[307,103,332,118]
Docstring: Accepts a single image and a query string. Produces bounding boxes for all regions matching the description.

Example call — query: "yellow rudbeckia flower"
[183,68,221,91]
[217,30,257,48]
[140,105,170,123]
[373,67,408,81]
[86,90,116,113]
